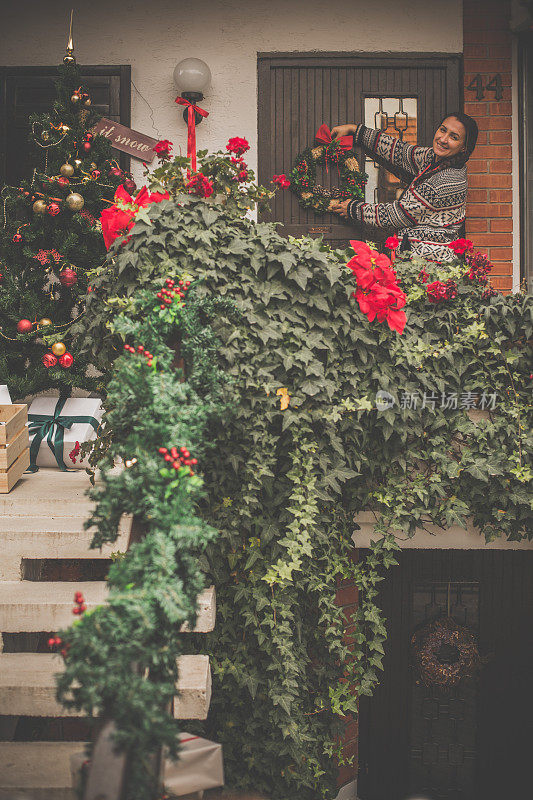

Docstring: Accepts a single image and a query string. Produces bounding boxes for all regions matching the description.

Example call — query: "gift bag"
[163,734,224,795]
[27,396,103,470]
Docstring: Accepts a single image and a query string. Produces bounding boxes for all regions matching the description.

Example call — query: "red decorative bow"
[316,124,353,151]
[175,96,209,174]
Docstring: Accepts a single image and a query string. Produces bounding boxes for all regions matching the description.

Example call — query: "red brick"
[468,173,512,188]
[489,159,512,173]
[472,233,512,247]
[467,202,512,216]
[490,218,513,232]
[337,764,357,786]
[336,585,358,607]
[467,188,488,202]
[490,260,514,274]
[474,132,489,146]
[489,101,512,115]
[490,130,512,145]
[489,189,512,202]
[469,145,511,159]
[464,101,489,116]
[465,30,511,45]
[475,116,513,131]
[464,59,511,74]
[490,276,513,289]
[488,247,513,260]
[487,45,512,59]
[468,159,489,173]
[463,44,489,59]
[468,218,488,232]
[344,718,358,742]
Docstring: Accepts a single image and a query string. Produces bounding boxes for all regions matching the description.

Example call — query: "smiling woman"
[330,112,479,262]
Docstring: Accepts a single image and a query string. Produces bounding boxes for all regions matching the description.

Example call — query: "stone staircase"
[0,469,215,798]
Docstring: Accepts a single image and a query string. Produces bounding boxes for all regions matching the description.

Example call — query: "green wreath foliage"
[60,150,532,799]
[290,141,367,213]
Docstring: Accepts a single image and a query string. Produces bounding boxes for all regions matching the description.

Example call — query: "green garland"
[290,140,367,213]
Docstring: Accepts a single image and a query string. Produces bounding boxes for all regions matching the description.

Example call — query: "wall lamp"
[173,58,211,125]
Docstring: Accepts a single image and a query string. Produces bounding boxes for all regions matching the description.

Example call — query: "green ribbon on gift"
[26,396,100,472]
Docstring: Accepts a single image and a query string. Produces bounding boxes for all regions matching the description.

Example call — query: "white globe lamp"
[174,58,211,124]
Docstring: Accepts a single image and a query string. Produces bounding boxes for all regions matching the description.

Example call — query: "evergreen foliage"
[0,63,130,398]
[64,165,531,799]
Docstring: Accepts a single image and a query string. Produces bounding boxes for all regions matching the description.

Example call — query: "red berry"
[137,345,144,352]
[191,458,198,465]
[164,454,172,462]
[80,604,87,613]
[170,447,178,457]
[158,447,167,454]
[179,280,184,286]
[72,607,81,615]
[160,304,165,309]
[48,637,56,648]
[75,591,84,602]
[183,450,190,458]
[54,636,62,646]
[185,281,190,287]
[147,359,153,366]
[173,462,181,470]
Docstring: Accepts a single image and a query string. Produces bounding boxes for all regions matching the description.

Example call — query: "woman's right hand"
[330,124,358,139]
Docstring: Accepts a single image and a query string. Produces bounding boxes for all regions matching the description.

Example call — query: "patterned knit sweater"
[347,124,467,262]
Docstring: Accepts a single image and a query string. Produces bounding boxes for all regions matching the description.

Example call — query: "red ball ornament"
[82,141,92,153]
[59,351,74,368]
[59,267,78,287]
[56,176,70,188]
[12,233,23,243]
[91,169,101,179]
[47,202,60,216]
[42,352,58,368]
[123,178,136,193]
[16,318,32,333]
[109,167,122,178]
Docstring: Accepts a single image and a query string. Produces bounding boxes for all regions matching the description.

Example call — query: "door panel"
[357,550,533,800]
[258,53,461,249]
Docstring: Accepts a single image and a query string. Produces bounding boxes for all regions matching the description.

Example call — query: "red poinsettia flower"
[426,280,449,303]
[186,173,214,198]
[153,139,173,159]
[100,185,170,249]
[449,238,474,256]
[385,234,400,250]
[272,174,291,188]
[226,137,250,156]
[347,241,407,335]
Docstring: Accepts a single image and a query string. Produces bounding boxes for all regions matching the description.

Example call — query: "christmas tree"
[0,59,134,400]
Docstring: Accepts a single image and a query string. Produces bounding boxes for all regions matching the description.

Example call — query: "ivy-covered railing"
[57,145,532,800]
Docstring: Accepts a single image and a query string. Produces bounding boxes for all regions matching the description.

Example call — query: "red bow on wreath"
[175,96,209,174]
[315,124,353,173]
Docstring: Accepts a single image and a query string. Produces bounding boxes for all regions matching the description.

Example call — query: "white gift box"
[27,396,103,469]
[0,386,12,404]
[70,733,223,796]
[164,734,224,795]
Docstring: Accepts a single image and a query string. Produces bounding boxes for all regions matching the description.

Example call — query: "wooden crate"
[0,447,30,493]
[0,404,28,445]
[0,405,29,493]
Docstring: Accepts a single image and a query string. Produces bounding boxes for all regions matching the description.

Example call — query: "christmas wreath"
[411,616,481,688]
[290,124,367,214]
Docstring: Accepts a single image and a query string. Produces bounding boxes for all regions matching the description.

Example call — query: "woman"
[329,112,478,262]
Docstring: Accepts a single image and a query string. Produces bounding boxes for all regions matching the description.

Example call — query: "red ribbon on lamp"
[315,124,354,173]
[175,96,209,174]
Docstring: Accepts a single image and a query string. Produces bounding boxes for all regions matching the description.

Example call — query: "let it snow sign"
[91,118,158,162]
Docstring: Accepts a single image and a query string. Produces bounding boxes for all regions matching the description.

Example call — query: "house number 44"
[467,73,503,101]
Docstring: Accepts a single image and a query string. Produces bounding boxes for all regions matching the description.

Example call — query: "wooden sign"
[91,118,159,162]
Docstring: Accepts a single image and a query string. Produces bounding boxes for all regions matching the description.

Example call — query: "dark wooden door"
[358,550,533,800]
[0,65,131,187]
[257,53,461,249]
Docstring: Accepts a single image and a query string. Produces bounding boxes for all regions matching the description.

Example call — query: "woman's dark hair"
[436,111,479,166]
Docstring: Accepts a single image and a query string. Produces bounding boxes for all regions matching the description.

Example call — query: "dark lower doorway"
[357,549,533,800]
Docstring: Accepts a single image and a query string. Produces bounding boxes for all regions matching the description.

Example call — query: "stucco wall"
[1,0,463,184]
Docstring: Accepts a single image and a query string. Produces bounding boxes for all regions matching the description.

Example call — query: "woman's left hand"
[329,199,351,217]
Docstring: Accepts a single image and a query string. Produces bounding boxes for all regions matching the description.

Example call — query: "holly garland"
[290,125,367,214]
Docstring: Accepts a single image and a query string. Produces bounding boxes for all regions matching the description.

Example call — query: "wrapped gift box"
[164,734,224,795]
[27,396,103,470]
[70,733,223,797]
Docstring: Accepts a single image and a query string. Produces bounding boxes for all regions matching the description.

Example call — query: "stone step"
[0,582,216,633]
[0,469,96,518]
[0,653,211,720]
[0,741,82,790]
[0,516,132,581]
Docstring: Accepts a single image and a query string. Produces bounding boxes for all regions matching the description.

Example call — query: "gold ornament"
[60,124,70,133]
[65,192,84,211]
[41,130,50,142]
[51,342,66,357]
[74,158,82,168]
[83,97,91,107]
[38,318,53,328]
[60,163,74,177]
[32,199,47,215]
[71,93,80,104]
[90,162,97,170]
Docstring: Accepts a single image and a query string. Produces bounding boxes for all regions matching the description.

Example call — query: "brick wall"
[463,0,514,293]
